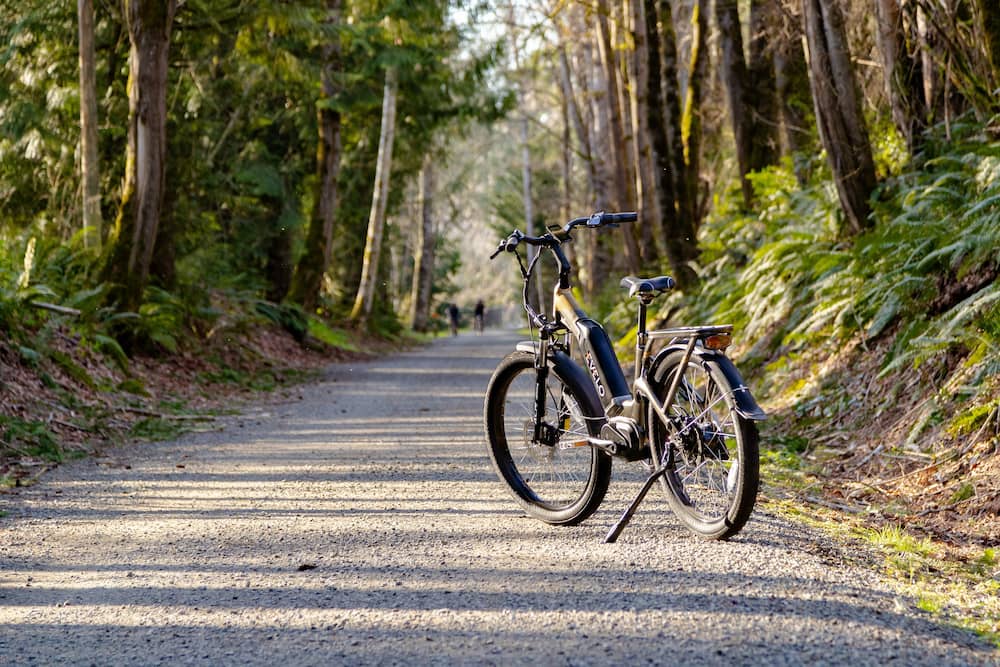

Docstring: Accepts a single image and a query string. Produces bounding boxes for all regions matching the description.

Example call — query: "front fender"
[648,345,767,421]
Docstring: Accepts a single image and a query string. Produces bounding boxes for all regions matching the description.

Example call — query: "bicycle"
[483,211,766,542]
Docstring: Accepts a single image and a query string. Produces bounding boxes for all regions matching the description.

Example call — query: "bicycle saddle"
[620,275,676,298]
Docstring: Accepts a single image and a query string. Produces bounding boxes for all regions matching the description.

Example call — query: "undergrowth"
[649,119,1000,645]
[0,231,378,486]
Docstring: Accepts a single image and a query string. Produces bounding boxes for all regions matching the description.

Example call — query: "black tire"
[484,350,612,525]
[648,350,759,539]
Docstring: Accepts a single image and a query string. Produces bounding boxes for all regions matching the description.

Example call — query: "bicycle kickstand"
[604,464,669,543]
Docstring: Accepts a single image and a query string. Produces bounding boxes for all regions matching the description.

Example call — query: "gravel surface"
[1,331,996,666]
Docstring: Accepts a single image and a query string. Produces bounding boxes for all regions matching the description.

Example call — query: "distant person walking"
[448,303,460,336]
[474,299,485,335]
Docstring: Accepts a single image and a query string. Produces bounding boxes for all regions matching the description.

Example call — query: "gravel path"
[1,331,996,666]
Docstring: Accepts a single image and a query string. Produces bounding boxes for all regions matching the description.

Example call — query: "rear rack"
[646,324,733,340]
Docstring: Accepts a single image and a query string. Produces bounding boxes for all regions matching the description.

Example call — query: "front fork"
[532,336,556,446]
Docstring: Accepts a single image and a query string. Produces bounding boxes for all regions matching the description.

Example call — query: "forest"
[1,0,999,641]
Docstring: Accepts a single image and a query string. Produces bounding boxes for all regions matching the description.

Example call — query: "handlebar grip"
[603,212,637,224]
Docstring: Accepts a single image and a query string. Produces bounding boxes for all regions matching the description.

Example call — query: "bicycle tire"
[484,350,612,525]
[648,350,759,539]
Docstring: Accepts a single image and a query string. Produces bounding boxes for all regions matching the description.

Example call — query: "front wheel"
[648,351,759,539]
[484,351,611,525]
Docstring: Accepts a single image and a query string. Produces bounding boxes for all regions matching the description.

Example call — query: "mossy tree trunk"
[77,0,102,250]
[103,0,177,314]
[290,0,343,312]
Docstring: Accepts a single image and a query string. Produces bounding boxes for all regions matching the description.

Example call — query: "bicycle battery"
[573,318,631,408]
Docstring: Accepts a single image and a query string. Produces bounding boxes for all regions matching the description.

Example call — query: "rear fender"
[648,344,767,421]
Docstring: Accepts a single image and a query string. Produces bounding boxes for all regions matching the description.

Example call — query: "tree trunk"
[520,110,546,311]
[628,0,660,265]
[874,0,926,154]
[748,0,780,170]
[150,160,177,289]
[103,0,177,314]
[916,4,944,121]
[658,0,694,238]
[803,0,877,235]
[681,0,707,228]
[289,0,343,311]
[265,205,293,303]
[559,47,598,201]
[594,0,627,214]
[596,0,640,274]
[559,75,572,226]
[715,0,753,207]
[409,155,435,332]
[350,66,398,324]
[774,0,814,176]
[979,0,1000,90]
[644,0,699,288]
[557,44,601,301]
[78,0,102,250]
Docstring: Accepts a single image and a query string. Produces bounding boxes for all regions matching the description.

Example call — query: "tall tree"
[289,0,344,312]
[628,0,660,265]
[715,0,754,206]
[874,0,926,154]
[351,66,399,324]
[803,0,877,234]
[748,0,780,170]
[680,0,707,227]
[596,0,640,274]
[644,0,698,288]
[773,0,814,174]
[103,0,177,314]
[409,154,435,332]
[77,0,102,249]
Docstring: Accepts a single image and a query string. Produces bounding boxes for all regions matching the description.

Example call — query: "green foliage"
[255,300,309,342]
[129,417,185,442]
[0,415,62,462]
[307,318,358,352]
[671,125,1000,391]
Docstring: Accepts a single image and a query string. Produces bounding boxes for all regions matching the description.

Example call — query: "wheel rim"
[653,362,743,523]
[499,365,597,509]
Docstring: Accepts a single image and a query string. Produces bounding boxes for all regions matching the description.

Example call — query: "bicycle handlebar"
[489,211,636,260]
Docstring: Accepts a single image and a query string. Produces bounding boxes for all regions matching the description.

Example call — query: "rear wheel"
[484,351,611,525]
[649,351,759,539]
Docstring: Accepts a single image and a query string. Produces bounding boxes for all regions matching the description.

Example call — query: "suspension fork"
[532,335,552,444]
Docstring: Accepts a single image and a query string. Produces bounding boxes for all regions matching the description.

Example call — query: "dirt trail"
[0,331,995,665]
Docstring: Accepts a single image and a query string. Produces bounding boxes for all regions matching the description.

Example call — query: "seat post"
[634,297,650,385]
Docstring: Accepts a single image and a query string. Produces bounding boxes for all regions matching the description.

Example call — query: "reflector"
[704,333,732,350]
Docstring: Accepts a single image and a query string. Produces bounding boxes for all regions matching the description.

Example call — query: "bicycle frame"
[493,211,764,542]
